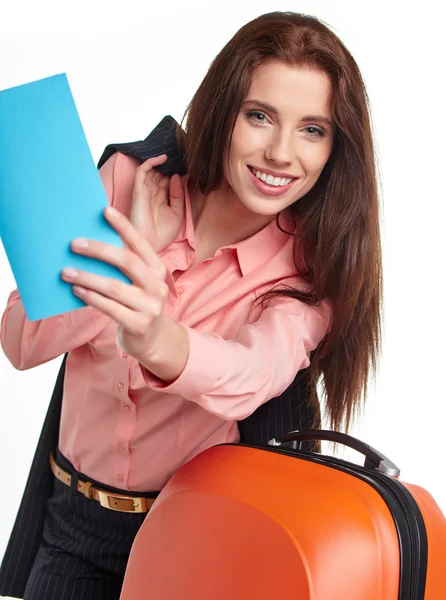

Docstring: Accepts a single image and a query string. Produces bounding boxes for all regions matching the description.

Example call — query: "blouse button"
[122,352,128,359]
[117,443,125,452]
[176,286,184,295]
[117,382,124,392]
[124,405,132,414]
[116,473,124,483]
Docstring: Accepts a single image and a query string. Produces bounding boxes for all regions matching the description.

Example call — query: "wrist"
[140,317,189,383]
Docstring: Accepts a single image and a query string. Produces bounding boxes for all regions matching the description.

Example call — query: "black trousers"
[23,452,157,600]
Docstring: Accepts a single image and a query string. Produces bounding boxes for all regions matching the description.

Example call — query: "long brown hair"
[179,12,383,433]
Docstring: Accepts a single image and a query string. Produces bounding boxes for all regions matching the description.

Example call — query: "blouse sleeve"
[140,295,332,420]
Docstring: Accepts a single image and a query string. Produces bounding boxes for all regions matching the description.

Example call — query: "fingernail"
[105,206,119,218]
[71,238,88,249]
[72,285,86,295]
[62,268,78,279]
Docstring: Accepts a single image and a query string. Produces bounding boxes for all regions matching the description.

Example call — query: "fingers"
[61,265,168,312]
[138,154,168,173]
[108,207,167,279]
[71,207,167,283]
[135,154,167,181]
[134,154,169,191]
[168,174,185,213]
[69,285,164,338]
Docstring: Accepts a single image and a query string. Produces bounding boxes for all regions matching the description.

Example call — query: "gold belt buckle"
[96,490,148,513]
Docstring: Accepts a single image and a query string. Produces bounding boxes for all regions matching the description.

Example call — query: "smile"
[247,166,298,197]
[250,168,293,187]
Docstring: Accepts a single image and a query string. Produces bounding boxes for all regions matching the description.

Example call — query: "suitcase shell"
[120,431,446,600]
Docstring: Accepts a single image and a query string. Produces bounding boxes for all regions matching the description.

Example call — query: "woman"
[0,10,381,600]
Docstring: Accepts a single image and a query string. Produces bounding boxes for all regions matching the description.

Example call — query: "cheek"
[229,121,263,167]
[305,145,332,178]
[225,142,246,184]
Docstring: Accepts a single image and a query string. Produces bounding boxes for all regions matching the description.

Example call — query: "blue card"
[0,73,131,321]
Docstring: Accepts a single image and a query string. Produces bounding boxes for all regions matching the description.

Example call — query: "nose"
[265,130,294,166]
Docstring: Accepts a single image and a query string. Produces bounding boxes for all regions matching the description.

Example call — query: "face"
[223,62,334,219]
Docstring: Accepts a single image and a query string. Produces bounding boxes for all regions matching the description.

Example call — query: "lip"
[247,166,298,197]
[249,165,298,179]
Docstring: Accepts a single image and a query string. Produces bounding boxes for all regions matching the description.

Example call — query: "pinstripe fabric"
[238,365,320,448]
[23,452,151,600]
[97,115,187,173]
[0,355,66,598]
[0,115,316,599]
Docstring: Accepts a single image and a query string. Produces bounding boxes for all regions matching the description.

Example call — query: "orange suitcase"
[120,431,446,600]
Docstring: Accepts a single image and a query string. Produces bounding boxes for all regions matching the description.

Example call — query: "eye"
[246,110,269,124]
[304,125,325,138]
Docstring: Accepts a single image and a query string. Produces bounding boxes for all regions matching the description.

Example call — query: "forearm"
[1,290,109,370]
[139,316,189,383]
[139,299,332,420]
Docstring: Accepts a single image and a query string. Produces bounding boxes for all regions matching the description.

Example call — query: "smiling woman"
[180,11,382,433]
[0,10,382,600]
[223,65,334,216]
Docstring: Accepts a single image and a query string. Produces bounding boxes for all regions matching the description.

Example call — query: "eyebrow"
[242,99,334,128]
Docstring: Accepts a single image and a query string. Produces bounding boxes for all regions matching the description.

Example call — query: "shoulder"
[100,151,140,189]
[256,280,334,337]
[99,152,141,215]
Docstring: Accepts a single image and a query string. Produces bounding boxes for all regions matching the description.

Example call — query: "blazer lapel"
[98,115,187,175]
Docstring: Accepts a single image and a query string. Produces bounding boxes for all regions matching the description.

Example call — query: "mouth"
[247,166,298,197]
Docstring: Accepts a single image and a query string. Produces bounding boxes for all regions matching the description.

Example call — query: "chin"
[240,194,288,217]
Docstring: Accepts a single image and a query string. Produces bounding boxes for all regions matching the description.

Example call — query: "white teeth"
[252,168,293,187]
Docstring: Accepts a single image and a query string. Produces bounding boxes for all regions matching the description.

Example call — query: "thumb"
[169,174,185,216]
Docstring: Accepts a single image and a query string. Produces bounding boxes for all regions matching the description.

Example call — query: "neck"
[189,179,274,250]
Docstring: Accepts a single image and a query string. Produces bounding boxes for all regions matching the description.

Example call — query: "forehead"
[246,62,333,118]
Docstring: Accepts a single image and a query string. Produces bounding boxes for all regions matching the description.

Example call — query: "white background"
[0,0,445,593]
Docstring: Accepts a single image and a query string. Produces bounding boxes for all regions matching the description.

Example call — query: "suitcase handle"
[268,430,401,477]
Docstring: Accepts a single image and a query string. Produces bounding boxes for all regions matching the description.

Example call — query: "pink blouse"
[1,152,332,491]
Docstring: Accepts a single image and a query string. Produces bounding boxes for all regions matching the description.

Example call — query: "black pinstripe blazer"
[0,116,319,598]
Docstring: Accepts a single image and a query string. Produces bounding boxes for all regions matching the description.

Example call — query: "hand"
[131,154,185,253]
[61,206,169,363]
